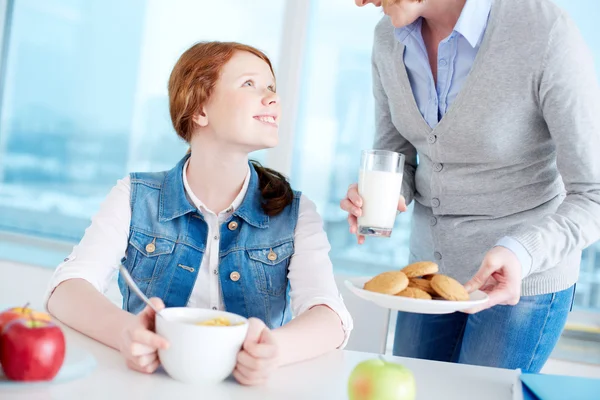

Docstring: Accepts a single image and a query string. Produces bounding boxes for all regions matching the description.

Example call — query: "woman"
[342,0,600,372]
[46,41,353,385]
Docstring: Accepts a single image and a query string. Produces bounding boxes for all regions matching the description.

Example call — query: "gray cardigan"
[371,0,600,295]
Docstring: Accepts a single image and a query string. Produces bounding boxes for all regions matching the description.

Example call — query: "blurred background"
[0,0,598,369]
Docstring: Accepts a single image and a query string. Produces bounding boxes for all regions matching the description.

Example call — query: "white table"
[0,261,521,400]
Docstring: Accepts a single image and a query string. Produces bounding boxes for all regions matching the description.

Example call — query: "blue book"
[520,372,600,400]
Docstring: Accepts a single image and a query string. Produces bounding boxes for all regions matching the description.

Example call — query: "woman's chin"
[391,17,411,28]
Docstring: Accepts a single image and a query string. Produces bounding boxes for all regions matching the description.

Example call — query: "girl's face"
[193,51,280,153]
[356,0,428,28]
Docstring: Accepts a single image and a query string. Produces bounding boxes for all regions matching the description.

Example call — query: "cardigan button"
[431,198,440,208]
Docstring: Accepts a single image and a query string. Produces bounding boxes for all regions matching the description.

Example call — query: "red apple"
[0,318,66,381]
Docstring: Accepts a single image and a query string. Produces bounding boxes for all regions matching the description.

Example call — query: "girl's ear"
[192,107,208,127]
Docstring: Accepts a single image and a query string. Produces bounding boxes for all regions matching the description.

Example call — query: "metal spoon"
[118,264,165,319]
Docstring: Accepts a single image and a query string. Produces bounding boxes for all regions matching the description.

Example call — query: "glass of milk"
[357,150,404,237]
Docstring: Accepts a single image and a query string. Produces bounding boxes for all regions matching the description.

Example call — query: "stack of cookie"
[363,262,470,301]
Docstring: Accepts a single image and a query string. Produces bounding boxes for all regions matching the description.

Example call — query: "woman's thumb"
[397,195,407,212]
[464,261,496,293]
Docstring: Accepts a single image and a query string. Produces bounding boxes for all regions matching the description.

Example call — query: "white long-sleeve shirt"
[45,161,353,346]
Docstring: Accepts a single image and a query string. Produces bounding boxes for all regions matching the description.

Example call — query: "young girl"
[45,41,353,386]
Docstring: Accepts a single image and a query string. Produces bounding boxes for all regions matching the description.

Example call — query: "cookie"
[430,274,469,301]
[395,287,432,300]
[401,261,439,278]
[408,278,437,296]
[423,274,437,281]
[364,271,409,295]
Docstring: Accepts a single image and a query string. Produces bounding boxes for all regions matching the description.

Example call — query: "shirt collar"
[394,0,492,48]
[394,17,423,45]
[159,154,268,228]
[182,158,251,216]
[454,0,492,48]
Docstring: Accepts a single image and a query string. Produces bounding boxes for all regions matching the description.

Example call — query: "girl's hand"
[119,297,169,373]
[233,318,279,386]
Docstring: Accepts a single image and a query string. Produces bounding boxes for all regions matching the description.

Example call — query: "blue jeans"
[392,285,576,373]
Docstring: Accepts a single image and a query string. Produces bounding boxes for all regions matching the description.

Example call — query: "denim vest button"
[230,271,241,282]
[145,242,156,253]
[228,221,238,231]
[267,249,277,261]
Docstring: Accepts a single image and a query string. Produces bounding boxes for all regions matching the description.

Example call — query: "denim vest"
[118,155,301,329]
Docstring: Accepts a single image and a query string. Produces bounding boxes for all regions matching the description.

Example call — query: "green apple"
[348,358,416,400]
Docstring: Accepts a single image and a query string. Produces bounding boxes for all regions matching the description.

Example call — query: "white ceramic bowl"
[155,308,248,384]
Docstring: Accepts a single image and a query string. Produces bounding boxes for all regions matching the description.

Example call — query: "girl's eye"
[243,80,254,87]
[267,85,276,93]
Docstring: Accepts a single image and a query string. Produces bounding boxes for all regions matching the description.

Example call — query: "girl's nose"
[263,91,279,106]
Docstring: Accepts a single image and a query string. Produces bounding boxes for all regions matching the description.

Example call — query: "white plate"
[344,276,489,314]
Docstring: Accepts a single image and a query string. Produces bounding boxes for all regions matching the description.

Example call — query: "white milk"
[358,169,403,232]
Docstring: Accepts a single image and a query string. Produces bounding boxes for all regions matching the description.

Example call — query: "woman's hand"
[340,183,407,244]
[234,318,279,386]
[463,247,522,313]
[119,297,169,373]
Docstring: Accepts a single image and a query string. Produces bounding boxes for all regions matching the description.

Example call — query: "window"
[0,0,599,366]
[291,0,412,277]
[1,0,599,316]
[0,0,284,242]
